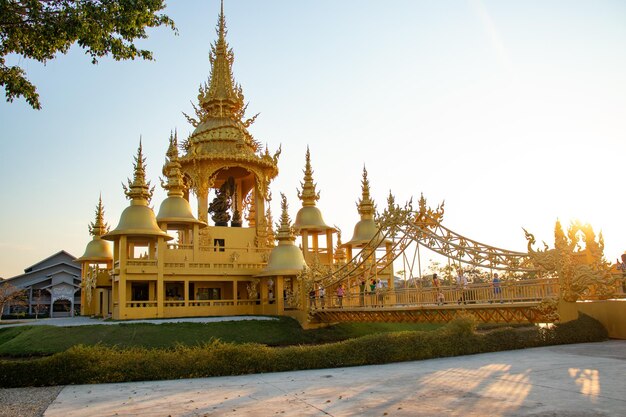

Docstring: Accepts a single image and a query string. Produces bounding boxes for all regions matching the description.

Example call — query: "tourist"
[370,279,377,306]
[432,273,440,288]
[456,269,468,304]
[309,288,317,309]
[432,273,440,304]
[491,273,503,303]
[319,285,325,308]
[337,284,345,308]
[376,279,384,306]
[437,289,445,305]
[359,279,366,306]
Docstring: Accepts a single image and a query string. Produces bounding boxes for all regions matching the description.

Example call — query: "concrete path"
[44,340,626,417]
[0,315,277,328]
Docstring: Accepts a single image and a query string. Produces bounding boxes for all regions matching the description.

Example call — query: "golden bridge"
[308,278,561,324]
[298,195,625,327]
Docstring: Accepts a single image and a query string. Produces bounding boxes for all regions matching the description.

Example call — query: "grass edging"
[0,314,607,388]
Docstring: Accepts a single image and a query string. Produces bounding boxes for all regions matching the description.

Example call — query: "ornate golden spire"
[198,0,245,120]
[276,193,295,242]
[297,146,321,207]
[123,140,155,204]
[161,131,184,198]
[333,227,347,264]
[356,166,375,219]
[88,194,109,237]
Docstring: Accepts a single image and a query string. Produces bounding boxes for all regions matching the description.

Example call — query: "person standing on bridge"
[456,269,468,305]
[376,279,385,306]
[433,273,445,305]
[309,287,317,309]
[491,273,503,303]
[337,284,345,308]
[359,280,366,306]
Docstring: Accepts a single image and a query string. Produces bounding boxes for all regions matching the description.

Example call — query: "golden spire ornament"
[297,146,321,207]
[123,140,155,203]
[276,193,296,242]
[198,0,245,120]
[333,228,347,265]
[89,194,109,237]
[357,166,375,219]
[161,131,185,198]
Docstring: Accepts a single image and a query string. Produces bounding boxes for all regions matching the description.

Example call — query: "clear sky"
[1,0,625,278]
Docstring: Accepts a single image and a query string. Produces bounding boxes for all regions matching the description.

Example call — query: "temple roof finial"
[333,227,347,264]
[196,1,245,120]
[297,146,321,207]
[356,166,375,219]
[123,139,155,203]
[88,194,109,237]
[276,193,295,242]
[161,131,184,198]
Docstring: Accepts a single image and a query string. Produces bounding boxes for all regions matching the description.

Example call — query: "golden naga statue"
[525,220,619,302]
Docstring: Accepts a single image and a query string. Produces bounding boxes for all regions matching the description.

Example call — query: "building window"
[197,288,221,300]
[131,283,149,301]
[213,239,225,252]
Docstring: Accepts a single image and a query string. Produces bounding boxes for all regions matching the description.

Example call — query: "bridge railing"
[309,278,560,310]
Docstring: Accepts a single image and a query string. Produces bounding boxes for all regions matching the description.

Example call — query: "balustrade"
[308,278,561,310]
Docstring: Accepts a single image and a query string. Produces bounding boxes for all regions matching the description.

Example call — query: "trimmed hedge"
[0,314,607,388]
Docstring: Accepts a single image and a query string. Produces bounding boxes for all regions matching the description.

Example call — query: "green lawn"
[0,318,443,357]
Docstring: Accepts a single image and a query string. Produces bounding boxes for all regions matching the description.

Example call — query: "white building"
[0,251,81,318]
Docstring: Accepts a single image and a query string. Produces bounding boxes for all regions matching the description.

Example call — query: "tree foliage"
[0,282,27,320]
[0,0,176,109]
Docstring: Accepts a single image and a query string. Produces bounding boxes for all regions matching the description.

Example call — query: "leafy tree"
[32,288,48,319]
[0,282,27,320]
[1,0,176,109]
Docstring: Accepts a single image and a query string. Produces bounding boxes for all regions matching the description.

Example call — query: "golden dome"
[294,206,332,233]
[259,193,307,276]
[103,203,172,240]
[345,166,384,248]
[258,243,307,277]
[293,147,333,233]
[157,196,206,227]
[346,218,383,248]
[77,237,113,262]
[104,142,173,241]
[77,196,113,262]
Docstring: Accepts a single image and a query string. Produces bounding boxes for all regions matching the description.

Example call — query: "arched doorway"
[52,299,72,318]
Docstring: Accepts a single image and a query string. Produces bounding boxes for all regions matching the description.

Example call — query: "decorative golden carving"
[243,189,256,227]
[297,146,320,206]
[88,195,109,237]
[81,266,98,306]
[246,279,259,300]
[525,220,619,302]
[531,298,559,322]
[122,140,155,203]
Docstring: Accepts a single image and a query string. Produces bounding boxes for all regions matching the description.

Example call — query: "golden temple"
[76,3,625,335]
[77,3,394,322]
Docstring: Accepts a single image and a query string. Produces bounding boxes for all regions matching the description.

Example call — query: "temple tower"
[76,196,113,317]
[178,2,279,246]
[103,142,172,319]
[345,167,395,288]
[259,194,308,314]
[156,131,207,253]
[293,147,335,265]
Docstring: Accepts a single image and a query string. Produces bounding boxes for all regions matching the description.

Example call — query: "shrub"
[0,314,608,388]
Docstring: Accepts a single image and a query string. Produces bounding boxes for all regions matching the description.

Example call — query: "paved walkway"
[0,316,277,328]
[43,340,626,417]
